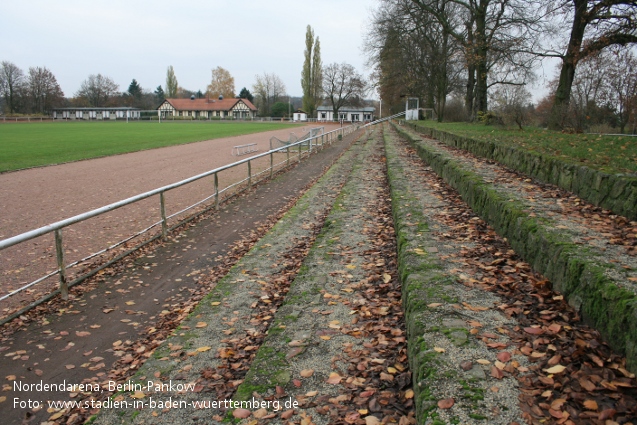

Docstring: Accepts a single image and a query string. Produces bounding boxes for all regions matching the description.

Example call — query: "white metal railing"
[0,116,53,123]
[363,111,406,127]
[0,124,358,323]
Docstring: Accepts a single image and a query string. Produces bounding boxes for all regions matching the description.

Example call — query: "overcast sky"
[0,0,378,99]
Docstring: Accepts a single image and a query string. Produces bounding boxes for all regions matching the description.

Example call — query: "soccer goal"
[269,126,325,151]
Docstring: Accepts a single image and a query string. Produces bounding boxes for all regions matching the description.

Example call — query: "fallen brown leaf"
[438,398,454,409]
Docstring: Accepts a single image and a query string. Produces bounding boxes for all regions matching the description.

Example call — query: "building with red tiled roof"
[157,97,258,119]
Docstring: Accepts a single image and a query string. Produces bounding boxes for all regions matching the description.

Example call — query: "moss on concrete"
[410,123,637,220]
[394,122,637,373]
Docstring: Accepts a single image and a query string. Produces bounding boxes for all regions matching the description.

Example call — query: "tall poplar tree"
[301,25,322,118]
[165,65,178,98]
[311,36,322,114]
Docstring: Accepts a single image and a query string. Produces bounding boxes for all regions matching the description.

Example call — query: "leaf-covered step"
[233,129,415,423]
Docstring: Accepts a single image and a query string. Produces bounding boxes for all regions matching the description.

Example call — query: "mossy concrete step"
[383,125,525,424]
[410,123,637,220]
[233,129,413,423]
[92,133,368,425]
[393,122,637,374]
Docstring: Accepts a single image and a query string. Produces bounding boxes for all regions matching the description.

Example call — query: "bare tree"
[568,52,608,130]
[491,84,533,129]
[0,61,25,114]
[407,0,543,118]
[322,63,367,120]
[252,73,286,116]
[207,66,235,99]
[165,65,179,98]
[366,0,465,121]
[545,48,637,132]
[548,0,637,129]
[27,66,64,114]
[75,74,119,107]
[604,47,637,133]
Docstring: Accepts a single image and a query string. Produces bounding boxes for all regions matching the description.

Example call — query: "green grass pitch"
[0,121,299,173]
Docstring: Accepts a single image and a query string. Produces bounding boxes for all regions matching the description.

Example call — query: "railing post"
[160,191,167,239]
[286,146,290,166]
[214,172,219,209]
[298,143,302,162]
[248,160,252,187]
[54,229,68,300]
[270,151,273,179]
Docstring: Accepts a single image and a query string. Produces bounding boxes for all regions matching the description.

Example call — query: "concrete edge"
[383,126,454,424]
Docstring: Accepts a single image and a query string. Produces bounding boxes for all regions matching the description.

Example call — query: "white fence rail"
[0,124,359,324]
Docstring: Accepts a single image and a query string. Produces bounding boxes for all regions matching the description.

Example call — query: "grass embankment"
[0,121,298,172]
[415,121,637,175]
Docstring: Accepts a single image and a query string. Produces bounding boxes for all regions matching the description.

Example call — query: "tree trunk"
[437,85,446,122]
[548,0,588,130]
[475,54,489,117]
[465,64,475,120]
[464,20,476,120]
[437,29,449,122]
[473,7,488,118]
[331,96,339,121]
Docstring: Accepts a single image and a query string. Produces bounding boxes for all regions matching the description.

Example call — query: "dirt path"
[0,124,342,314]
[0,128,358,425]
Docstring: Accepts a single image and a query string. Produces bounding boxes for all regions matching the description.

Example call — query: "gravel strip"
[383,124,526,424]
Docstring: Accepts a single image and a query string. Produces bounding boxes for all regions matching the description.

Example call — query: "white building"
[53,107,140,120]
[317,105,375,122]
[157,97,257,119]
[293,109,308,122]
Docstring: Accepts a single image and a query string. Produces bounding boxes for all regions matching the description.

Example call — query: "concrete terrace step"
[232,128,413,424]
[92,132,370,425]
[391,122,637,374]
[409,123,637,220]
[383,125,526,424]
